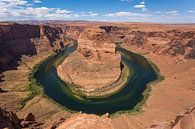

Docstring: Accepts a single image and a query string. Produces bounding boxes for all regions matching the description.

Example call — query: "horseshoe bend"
[56,28,126,97]
[0,22,195,129]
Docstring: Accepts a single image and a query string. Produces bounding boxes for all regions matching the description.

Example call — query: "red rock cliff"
[0,23,74,73]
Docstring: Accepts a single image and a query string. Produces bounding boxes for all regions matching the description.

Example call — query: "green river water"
[34,44,159,114]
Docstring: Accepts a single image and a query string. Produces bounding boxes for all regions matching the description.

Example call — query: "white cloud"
[0,0,194,23]
[166,10,178,14]
[106,11,149,17]
[134,4,145,8]
[55,9,72,14]
[133,1,148,12]
[165,10,180,16]
[34,0,41,3]
[88,12,98,16]
[140,1,145,5]
[90,13,98,16]
[21,7,51,15]
[188,10,195,13]
[134,1,145,8]
[2,0,27,5]
[0,0,99,21]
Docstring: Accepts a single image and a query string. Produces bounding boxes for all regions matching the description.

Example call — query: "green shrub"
[19,78,43,109]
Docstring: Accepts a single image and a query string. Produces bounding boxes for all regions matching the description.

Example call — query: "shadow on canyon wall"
[0,23,39,73]
[0,23,81,82]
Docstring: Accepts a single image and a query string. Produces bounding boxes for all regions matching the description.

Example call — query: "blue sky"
[0,0,195,23]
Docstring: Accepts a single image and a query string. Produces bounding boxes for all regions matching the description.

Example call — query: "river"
[34,43,158,114]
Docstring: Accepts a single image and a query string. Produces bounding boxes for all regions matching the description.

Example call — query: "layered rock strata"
[105,27,195,59]
[57,27,122,96]
[0,23,77,74]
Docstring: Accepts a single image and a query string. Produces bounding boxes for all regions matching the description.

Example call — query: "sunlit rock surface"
[57,27,121,93]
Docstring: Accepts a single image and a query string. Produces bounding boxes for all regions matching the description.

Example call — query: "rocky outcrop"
[61,25,84,39]
[171,107,195,129]
[0,108,21,129]
[0,108,44,129]
[20,113,43,129]
[57,27,121,95]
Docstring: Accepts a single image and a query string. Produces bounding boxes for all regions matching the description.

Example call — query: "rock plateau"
[57,27,121,95]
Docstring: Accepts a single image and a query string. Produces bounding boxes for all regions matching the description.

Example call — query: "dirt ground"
[110,45,195,129]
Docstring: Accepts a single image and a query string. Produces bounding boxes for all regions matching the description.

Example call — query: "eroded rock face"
[122,29,195,59]
[0,108,43,129]
[0,108,21,129]
[0,23,75,74]
[0,23,38,72]
[172,107,195,129]
[57,27,121,93]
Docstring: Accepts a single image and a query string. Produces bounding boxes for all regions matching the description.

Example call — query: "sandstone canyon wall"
[104,26,195,59]
[0,23,77,74]
[1,23,194,75]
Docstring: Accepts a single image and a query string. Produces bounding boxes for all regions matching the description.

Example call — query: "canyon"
[0,21,195,129]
